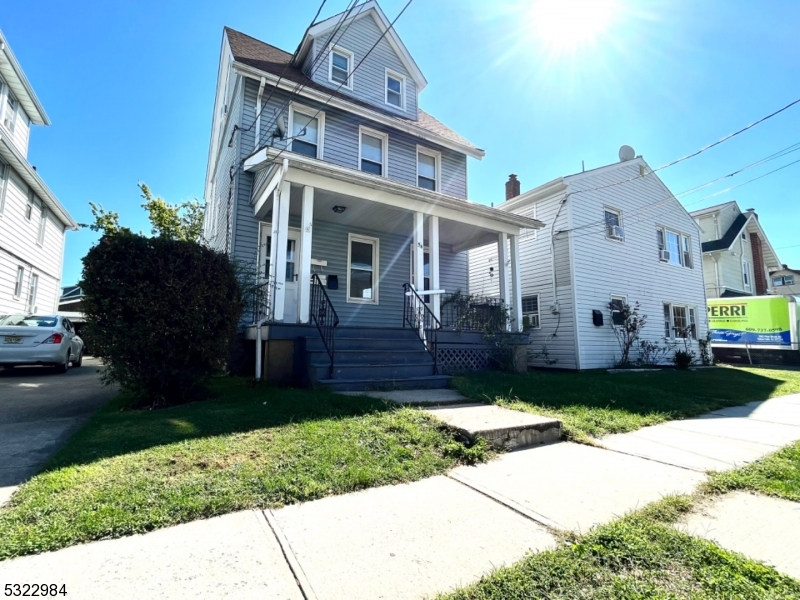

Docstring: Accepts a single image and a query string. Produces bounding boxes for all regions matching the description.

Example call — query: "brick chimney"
[505,174,520,201]
[750,231,768,295]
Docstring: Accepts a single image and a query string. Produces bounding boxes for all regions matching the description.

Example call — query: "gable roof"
[689,201,737,218]
[0,29,49,126]
[295,1,427,91]
[224,27,480,155]
[701,212,748,252]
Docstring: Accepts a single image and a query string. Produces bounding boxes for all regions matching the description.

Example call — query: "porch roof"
[244,148,545,240]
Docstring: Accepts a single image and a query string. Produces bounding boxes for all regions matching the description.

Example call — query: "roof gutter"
[0,134,77,229]
[232,61,485,159]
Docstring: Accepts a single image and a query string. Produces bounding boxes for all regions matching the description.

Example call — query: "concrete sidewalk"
[2,394,799,598]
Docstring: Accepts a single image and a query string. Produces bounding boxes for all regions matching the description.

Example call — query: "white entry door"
[259,224,301,323]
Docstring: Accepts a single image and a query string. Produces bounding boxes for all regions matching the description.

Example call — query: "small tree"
[608,300,648,367]
[81,232,243,408]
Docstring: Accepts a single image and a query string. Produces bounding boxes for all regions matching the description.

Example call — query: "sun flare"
[528,0,619,52]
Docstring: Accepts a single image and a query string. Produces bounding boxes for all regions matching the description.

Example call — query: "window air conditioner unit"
[607,225,624,240]
[659,250,670,262]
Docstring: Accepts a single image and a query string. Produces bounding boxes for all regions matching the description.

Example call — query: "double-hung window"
[742,259,751,292]
[290,105,323,159]
[329,48,353,88]
[3,92,17,133]
[0,160,8,213]
[604,208,623,240]
[37,208,47,245]
[348,234,379,304]
[359,127,387,175]
[13,266,24,298]
[26,188,34,221]
[610,294,627,326]
[664,302,697,339]
[521,295,540,329]
[417,148,439,191]
[27,273,38,313]
[385,70,405,109]
[657,227,692,268]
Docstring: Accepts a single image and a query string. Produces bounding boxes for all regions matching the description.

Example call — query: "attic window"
[385,71,405,109]
[329,48,353,89]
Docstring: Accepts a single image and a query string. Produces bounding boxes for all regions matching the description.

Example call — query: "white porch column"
[267,189,281,318]
[413,212,425,293]
[429,216,440,320]
[298,186,314,324]
[497,232,510,311]
[272,180,291,322]
[510,234,523,332]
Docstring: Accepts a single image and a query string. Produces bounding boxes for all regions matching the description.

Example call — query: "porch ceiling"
[265,186,508,249]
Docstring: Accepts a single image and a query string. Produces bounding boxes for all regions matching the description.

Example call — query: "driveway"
[0,358,116,505]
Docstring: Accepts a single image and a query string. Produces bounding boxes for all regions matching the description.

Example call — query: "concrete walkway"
[1,394,799,598]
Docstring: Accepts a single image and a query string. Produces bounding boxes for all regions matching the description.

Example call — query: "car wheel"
[73,349,83,368]
[56,351,70,374]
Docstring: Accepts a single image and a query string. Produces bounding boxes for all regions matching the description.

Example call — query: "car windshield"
[0,315,58,327]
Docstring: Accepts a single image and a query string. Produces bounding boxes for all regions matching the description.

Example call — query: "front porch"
[242,150,540,388]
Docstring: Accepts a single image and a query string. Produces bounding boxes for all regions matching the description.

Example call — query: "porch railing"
[310,273,339,378]
[249,278,272,325]
[440,293,506,333]
[402,283,440,372]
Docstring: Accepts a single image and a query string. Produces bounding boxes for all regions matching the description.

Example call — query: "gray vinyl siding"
[243,78,467,199]
[306,13,419,119]
[439,247,468,294]
[467,194,579,369]
[568,162,708,369]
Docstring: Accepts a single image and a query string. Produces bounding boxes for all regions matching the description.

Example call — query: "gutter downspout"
[256,157,289,381]
[254,77,266,151]
[712,254,721,297]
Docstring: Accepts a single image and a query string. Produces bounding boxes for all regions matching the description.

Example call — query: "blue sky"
[5,0,800,286]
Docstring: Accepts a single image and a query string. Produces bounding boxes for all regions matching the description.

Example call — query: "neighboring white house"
[689,201,782,298]
[469,148,708,369]
[768,266,800,297]
[0,29,77,315]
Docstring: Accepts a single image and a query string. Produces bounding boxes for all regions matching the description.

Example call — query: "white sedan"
[0,314,85,373]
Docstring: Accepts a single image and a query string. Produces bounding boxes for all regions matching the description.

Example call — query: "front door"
[259,224,301,323]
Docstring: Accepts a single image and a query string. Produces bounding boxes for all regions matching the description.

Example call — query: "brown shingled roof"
[224,27,481,153]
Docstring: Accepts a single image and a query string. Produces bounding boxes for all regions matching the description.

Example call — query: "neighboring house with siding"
[0,30,77,316]
[769,267,800,297]
[689,201,781,298]
[469,150,708,369]
[202,1,542,389]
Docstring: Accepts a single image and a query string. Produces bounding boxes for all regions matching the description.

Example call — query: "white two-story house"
[203,1,542,388]
[690,201,782,298]
[469,148,708,369]
[0,29,77,315]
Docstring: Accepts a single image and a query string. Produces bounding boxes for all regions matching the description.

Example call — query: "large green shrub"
[81,232,244,407]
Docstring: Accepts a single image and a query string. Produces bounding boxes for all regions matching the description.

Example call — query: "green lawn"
[453,366,800,443]
[0,378,489,560]
[439,497,800,599]
[705,441,800,502]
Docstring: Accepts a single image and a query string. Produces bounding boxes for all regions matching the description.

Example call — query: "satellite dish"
[275,113,286,139]
[619,145,636,161]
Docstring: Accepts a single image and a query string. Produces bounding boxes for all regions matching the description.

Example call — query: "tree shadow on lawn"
[452,366,797,438]
[40,376,395,472]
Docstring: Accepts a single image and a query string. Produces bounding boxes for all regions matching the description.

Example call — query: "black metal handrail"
[402,283,441,373]
[249,279,272,325]
[310,273,339,377]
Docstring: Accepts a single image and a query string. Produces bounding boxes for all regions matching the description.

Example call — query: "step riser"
[305,339,425,352]
[327,328,421,340]
[307,350,433,365]
[313,364,436,381]
[319,377,451,393]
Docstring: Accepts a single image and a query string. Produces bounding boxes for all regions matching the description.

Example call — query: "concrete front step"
[425,404,562,450]
[305,337,425,352]
[306,349,432,365]
[313,362,436,381]
[318,375,452,393]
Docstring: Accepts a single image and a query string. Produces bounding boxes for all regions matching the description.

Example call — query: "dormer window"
[329,47,353,89]
[385,70,405,109]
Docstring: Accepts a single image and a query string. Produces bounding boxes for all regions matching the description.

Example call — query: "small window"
[663,303,671,338]
[610,295,626,326]
[27,273,38,313]
[4,92,17,133]
[773,276,784,287]
[13,266,24,298]
[741,231,748,241]
[359,128,387,176]
[0,161,8,213]
[688,307,697,339]
[347,234,379,304]
[786,275,796,286]
[329,48,353,88]
[290,108,321,158]
[521,295,540,329]
[681,235,692,269]
[26,189,34,221]
[37,208,47,245]
[417,149,438,191]
[604,208,623,240]
[385,71,405,108]
[772,275,795,287]
[742,260,751,292]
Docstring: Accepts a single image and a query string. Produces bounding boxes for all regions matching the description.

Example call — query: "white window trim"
[384,68,407,110]
[658,226,692,268]
[347,233,379,305]
[1,84,17,134]
[603,206,624,242]
[26,188,35,221]
[358,126,388,177]
[610,294,627,325]
[521,293,541,329]
[0,160,8,215]
[287,102,325,160]
[664,302,697,340]
[13,266,24,299]
[328,46,354,90]
[416,146,441,192]
[37,207,47,246]
[742,259,752,292]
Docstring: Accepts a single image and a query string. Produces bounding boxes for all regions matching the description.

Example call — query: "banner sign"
[708,296,791,347]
